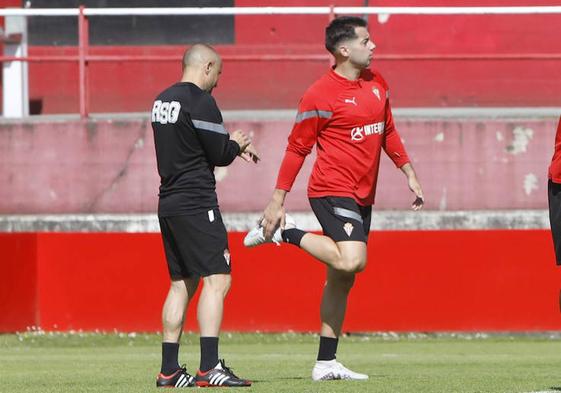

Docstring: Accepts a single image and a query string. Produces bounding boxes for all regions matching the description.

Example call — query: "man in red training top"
[244,16,424,380]
[549,116,561,264]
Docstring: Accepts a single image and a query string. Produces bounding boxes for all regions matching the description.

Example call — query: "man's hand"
[240,143,260,163]
[231,130,251,153]
[408,176,424,211]
[260,190,287,240]
[400,163,424,211]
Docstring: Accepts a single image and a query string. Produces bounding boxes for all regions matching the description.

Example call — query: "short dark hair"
[325,16,368,54]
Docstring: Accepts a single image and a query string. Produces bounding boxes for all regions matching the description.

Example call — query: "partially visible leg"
[297,197,368,273]
[312,243,369,381]
[161,277,199,374]
[194,273,251,387]
[319,267,356,341]
[157,216,200,387]
[197,273,231,372]
[300,235,367,273]
[162,277,199,342]
[197,273,231,337]
[315,267,355,366]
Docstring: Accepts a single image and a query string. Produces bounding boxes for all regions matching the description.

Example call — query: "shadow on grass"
[250,376,307,383]
[253,375,388,383]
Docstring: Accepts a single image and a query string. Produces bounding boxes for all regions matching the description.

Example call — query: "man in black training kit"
[152,44,257,388]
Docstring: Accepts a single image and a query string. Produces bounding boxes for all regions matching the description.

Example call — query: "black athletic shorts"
[549,180,561,265]
[158,209,231,279]
[309,196,372,243]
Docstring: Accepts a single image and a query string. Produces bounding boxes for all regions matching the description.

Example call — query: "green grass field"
[2,332,561,392]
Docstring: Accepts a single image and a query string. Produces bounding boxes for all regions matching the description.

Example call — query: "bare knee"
[166,280,189,308]
[337,255,366,273]
[203,274,232,297]
[333,242,367,273]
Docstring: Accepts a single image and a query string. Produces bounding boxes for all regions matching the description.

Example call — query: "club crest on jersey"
[343,222,354,237]
[372,87,381,100]
[224,249,231,266]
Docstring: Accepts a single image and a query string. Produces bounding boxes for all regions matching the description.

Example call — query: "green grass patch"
[2,332,561,392]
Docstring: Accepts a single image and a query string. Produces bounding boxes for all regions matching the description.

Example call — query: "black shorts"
[309,196,372,243]
[549,180,561,265]
[158,209,231,279]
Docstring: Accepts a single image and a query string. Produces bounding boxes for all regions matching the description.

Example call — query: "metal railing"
[1,6,561,118]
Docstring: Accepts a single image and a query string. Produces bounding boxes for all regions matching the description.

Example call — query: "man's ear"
[337,44,350,59]
[205,61,214,75]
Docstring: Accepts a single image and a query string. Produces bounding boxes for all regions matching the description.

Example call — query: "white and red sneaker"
[312,359,368,381]
[243,214,296,247]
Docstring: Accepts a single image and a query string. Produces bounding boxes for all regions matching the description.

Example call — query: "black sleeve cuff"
[231,140,241,156]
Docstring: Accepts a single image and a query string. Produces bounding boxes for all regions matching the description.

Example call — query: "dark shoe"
[195,359,251,387]
[156,365,196,388]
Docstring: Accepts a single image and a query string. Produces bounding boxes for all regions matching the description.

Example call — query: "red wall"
[3,0,561,113]
[0,234,37,331]
[1,230,560,332]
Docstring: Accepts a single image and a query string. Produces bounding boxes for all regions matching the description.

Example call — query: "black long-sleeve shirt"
[151,82,240,217]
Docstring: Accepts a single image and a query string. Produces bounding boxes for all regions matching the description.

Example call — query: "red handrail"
[1,7,560,117]
[2,53,561,62]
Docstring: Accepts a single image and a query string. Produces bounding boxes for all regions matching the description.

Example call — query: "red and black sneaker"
[156,365,196,388]
[195,359,251,387]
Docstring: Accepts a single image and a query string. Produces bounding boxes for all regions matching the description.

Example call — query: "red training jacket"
[275,68,410,206]
[549,116,561,183]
